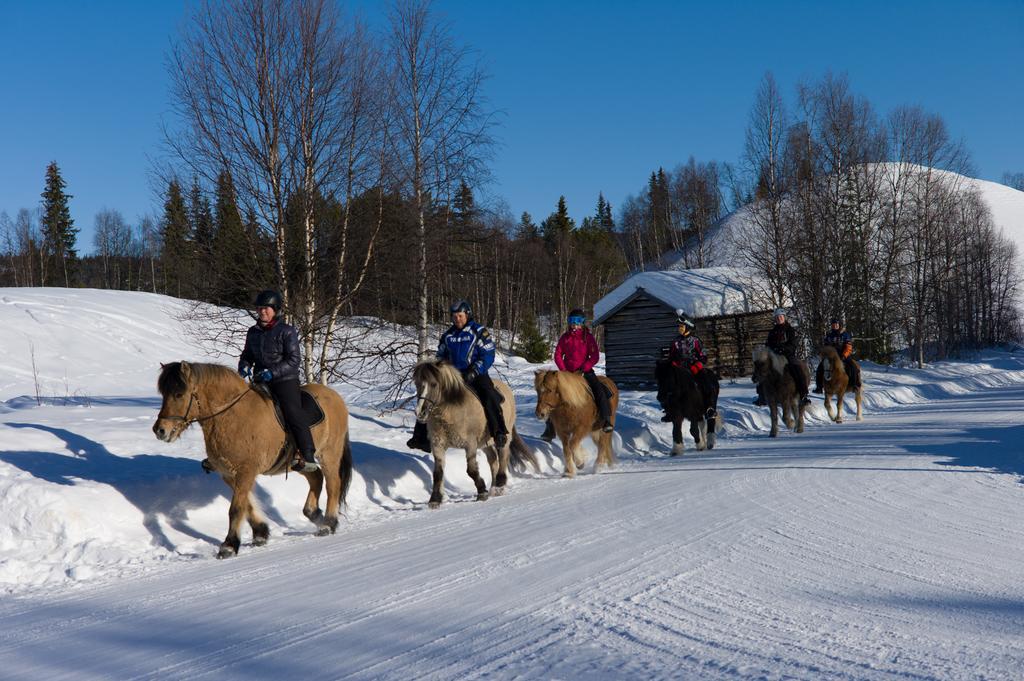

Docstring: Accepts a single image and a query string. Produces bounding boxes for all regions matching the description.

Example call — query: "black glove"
[462,367,479,384]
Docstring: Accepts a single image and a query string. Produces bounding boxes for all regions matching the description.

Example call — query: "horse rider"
[754,307,812,407]
[662,310,717,421]
[407,299,509,452]
[813,318,862,392]
[237,289,319,473]
[540,308,613,442]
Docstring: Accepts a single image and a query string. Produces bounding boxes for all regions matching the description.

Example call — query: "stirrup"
[704,407,716,419]
[601,420,614,432]
[291,455,320,473]
[812,386,823,394]
[200,458,214,474]
[800,396,812,406]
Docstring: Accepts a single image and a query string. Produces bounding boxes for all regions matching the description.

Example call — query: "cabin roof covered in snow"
[593,266,771,324]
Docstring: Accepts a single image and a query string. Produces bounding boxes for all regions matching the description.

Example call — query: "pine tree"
[513,309,551,363]
[189,178,214,286]
[161,179,191,298]
[212,170,252,307]
[516,212,540,240]
[452,180,477,232]
[39,161,78,287]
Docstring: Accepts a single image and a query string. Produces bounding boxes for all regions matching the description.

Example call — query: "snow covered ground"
[1,288,1023,679]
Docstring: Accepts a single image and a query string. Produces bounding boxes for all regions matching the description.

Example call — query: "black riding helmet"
[675,308,696,331]
[254,289,282,311]
[449,299,472,317]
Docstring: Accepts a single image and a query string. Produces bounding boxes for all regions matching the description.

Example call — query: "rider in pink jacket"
[541,308,612,441]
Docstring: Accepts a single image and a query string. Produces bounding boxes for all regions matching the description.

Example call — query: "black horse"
[655,359,719,455]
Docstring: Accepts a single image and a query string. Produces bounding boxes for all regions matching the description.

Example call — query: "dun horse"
[820,345,863,423]
[751,346,810,437]
[413,359,537,507]
[654,359,718,455]
[534,369,619,477]
[153,362,352,558]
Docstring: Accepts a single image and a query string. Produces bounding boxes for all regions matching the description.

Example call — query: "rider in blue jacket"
[407,300,509,452]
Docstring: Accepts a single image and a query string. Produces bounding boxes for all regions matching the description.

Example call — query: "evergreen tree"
[516,211,540,240]
[513,309,551,363]
[161,179,191,298]
[189,178,214,275]
[211,170,252,307]
[39,161,78,287]
[541,195,575,246]
[452,180,477,232]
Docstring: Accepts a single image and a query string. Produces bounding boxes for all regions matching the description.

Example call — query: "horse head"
[154,361,196,442]
[413,359,468,421]
[751,346,787,385]
[534,370,560,420]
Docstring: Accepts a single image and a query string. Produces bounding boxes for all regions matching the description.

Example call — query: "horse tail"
[339,431,353,506]
[509,426,539,473]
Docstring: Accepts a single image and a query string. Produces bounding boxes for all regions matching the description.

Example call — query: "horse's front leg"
[464,443,489,501]
[491,439,510,495]
[695,418,708,451]
[768,401,780,437]
[428,444,447,509]
[561,431,584,477]
[795,398,806,433]
[823,392,836,421]
[671,418,684,456]
[835,390,845,423]
[219,471,257,559]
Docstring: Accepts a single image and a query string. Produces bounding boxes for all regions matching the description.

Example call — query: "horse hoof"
[216,546,237,559]
[769,431,778,438]
[304,508,324,524]
[562,471,575,479]
[252,536,268,547]
[491,486,505,497]
[428,500,442,509]
[476,492,489,502]
[315,526,331,537]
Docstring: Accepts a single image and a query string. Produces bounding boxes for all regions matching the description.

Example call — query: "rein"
[162,385,253,425]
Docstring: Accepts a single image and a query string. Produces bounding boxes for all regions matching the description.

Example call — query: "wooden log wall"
[601,292,774,389]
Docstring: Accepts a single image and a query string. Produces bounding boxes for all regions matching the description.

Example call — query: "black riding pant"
[269,379,315,456]
[582,370,611,422]
[467,373,508,438]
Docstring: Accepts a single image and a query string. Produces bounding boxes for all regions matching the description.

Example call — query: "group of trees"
[731,72,1021,365]
[1,3,1021,376]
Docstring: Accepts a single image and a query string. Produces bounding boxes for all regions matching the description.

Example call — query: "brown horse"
[534,370,619,477]
[820,345,863,423]
[413,359,537,508]
[751,346,809,437]
[153,362,352,558]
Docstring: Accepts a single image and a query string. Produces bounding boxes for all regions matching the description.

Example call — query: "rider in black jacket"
[238,290,318,473]
[754,307,811,407]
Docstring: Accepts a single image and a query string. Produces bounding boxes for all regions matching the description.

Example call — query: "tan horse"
[153,362,352,558]
[751,346,809,437]
[534,370,619,477]
[413,360,537,508]
[820,345,863,423]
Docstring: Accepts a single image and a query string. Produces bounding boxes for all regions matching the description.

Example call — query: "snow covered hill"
[1,288,1023,679]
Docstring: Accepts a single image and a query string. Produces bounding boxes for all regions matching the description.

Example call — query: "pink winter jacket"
[554,328,600,373]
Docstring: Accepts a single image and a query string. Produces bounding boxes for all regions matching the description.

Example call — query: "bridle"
[160,385,252,435]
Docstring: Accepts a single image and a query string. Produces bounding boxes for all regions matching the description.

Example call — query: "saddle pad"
[261,386,325,431]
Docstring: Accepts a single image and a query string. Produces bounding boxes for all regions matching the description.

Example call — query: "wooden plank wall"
[601,293,774,389]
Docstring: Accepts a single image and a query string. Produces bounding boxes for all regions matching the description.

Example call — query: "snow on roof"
[593,266,771,323]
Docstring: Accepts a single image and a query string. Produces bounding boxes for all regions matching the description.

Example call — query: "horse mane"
[157,362,245,396]
[552,370,593,409]
[752,345,787,376]
[413,359,471,405]
[820,345,842,364]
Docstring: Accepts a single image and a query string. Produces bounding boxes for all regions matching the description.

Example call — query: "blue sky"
[1,0,1021,252]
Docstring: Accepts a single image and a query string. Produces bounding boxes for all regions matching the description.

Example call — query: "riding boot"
[406,420,431,453]
[753,384,766,406]
[292,448,319,473]
[787,361,809,399]
[813,362,824,393]
[697,372,716,418]
[583,371,613,431]
[540,420,556,442]
[845,359,861,388]
[471,374,508,448]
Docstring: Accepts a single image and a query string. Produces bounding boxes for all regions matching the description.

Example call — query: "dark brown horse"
[153,362,352,558]
[534,369,619,477]
[751,346,809,437]
[655,359,718,455]
[820,345,863,423]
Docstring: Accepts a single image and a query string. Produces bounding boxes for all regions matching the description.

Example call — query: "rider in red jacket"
[541,308,613,441]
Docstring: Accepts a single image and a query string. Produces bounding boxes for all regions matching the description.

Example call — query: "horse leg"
[302,468,325,528]
[706,414,716,450]
[768,401,779,438]
[247,491,270,547]
[696,418,708,451]
[835,389,845,423]
[795,398,806,433]
[219,471,256,559]
[855,388,863,421]
[317,465,342,537]
[465,444,489,501]
[671,418,684,456]
[562,431,583,477]
[428,447,447,509]
[823,391,835,421]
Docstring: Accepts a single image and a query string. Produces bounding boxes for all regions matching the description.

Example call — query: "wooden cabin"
[592,267,775,389]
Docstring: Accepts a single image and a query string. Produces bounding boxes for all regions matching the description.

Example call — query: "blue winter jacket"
[437,321,496,374]
[238,319,302,383]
